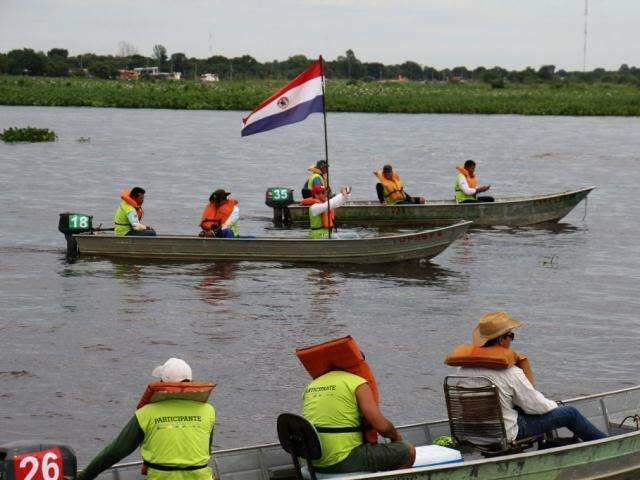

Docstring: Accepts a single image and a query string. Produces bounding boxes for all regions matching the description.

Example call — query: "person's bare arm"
[355,383,402,442]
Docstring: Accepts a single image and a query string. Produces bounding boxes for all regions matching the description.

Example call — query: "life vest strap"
[315,425,364,433]
[114,222,130,226]
[143,461,208,472]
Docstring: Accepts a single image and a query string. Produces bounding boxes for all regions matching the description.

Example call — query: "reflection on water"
[1,107,640,461]
[197,263,238,306]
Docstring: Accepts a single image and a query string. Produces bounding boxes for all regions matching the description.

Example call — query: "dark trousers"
[516,406,607,442]
[126,228,157,237]
[461,196,495,203]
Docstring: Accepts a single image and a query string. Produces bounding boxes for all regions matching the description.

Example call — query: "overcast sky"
[1,0,638,70]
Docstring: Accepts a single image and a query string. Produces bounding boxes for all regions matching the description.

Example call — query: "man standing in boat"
[300,184,350,239]
[114,187,156,236]
[78,358,216,480]
[374,164,426,205]
[447,312,606,443]
[301,160,328,199]
[454,160,494,203]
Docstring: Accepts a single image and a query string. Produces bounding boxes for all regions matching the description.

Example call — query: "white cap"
[152,358,193,382]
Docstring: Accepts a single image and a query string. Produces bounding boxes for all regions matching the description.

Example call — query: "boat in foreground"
[70,221,471,264]
[282,187,594,228]
[95,384,640,480]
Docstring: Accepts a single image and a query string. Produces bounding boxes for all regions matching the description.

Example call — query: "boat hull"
[285,187,594,228]
[73,221,470,264]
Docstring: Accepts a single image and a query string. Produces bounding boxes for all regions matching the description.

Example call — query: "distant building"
[118,69,140,80]
[200,73,219,83]
[133,67,159,76]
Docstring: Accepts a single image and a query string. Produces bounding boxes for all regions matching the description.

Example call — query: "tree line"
[1,46,639,85]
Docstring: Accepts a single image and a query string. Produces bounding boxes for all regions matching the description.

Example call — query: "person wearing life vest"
[374,165,425,205]
[454,159,494,203]
[301,160,328,199]
[448,312,606,444]
[299,337,416,474]
[114,187,156,236]
[198,189,239,238]
[78,358,216,480]
[300,184,350,239]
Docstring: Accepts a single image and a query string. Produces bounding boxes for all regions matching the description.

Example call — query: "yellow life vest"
[374,170,405,204]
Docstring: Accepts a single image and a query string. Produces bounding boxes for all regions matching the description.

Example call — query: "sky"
[1,0,638,71]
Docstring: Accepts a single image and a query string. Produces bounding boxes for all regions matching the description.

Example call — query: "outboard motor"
[0,442,77,480]
[58,212,93,257]
[265,187,294,228]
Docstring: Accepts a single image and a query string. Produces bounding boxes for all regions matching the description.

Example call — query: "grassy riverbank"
[1,75,639,115]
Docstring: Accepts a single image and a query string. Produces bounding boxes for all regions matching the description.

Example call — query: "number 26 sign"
[13,448,63,480]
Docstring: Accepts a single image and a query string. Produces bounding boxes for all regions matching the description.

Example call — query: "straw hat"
[472,311,522,346]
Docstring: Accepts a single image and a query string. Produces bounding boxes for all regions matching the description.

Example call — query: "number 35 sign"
[13,448,64,480]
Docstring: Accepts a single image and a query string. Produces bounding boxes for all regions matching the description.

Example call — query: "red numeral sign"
[14,448,63,480]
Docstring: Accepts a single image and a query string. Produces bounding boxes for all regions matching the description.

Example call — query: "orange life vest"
[373,170,406,203]
[456,166,477,189]
[136,381,216,410]
[444,344,535,386]
[200,199,238,230]
[296,336,379,443]
[121,190,144,220]
[300,197,335,229]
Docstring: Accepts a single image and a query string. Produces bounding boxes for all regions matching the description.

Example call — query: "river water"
[1,106,639,463]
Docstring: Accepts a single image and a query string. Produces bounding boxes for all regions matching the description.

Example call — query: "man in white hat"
[457,312,606,443]
[79,358,216,480]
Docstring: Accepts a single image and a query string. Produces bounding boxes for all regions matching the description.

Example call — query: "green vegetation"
[0,126,57,142]
[1,75,639,116]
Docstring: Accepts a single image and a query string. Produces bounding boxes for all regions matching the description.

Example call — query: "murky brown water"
[1,106,639,464]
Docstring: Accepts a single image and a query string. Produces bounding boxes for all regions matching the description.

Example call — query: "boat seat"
[444,375,538,457]
[277,413,369,480]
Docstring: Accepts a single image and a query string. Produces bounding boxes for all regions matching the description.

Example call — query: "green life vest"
[135,399,215,480]
[114,201,136,236]
[308,208,330,239]
[307,173,325,190]
[454,173,476,203]
[302,370,367,468]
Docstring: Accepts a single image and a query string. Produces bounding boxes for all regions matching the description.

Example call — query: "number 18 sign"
[13,448,63,480]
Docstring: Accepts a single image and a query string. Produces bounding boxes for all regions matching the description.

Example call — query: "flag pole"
[319,55,331,239]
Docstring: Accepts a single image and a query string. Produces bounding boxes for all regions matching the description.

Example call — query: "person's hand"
[478,185,490,193]
[341,186,352,196]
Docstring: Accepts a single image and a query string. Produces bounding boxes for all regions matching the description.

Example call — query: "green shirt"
[302,370,367,468]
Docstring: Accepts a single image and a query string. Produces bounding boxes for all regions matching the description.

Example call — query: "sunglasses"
[504,332,515,341]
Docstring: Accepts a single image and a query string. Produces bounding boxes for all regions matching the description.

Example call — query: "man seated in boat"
[198,189,239,238]
[301,160,328,199]
[374,164,426,205]
[298,337,416,474]
[445,312,606,443]
[454,160,494,203]
[114,187,156,236]
[300,184,350,239]
[78,358,216,480]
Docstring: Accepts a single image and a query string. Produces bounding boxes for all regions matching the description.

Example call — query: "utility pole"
[583,0,589,72]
